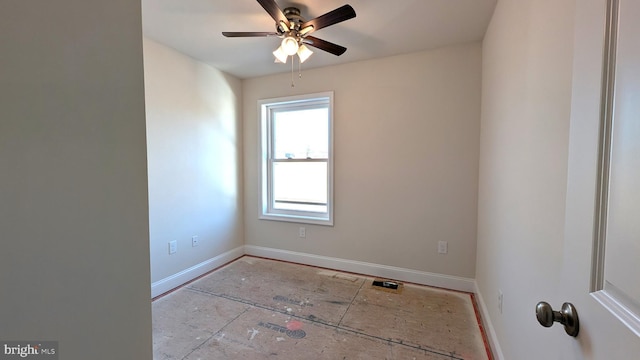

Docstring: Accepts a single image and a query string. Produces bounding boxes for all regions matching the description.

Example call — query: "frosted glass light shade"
[281,36,299,55]
[273,46,288,63]
[297,44,313,63]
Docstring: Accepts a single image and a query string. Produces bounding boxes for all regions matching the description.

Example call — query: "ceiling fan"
[222,0,356,63]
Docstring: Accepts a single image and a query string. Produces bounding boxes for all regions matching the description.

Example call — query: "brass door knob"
[536,301,580,337]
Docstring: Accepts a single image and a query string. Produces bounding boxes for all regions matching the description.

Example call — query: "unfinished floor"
[153,256,491,360]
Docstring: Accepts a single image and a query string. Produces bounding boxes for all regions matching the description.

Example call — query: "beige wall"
[143,38,244,284]
[243,43,481,278]
[0,1,152,358]
[475,0,575,357]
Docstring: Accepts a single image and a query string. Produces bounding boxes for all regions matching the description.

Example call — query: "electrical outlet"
[498,290,503,314]
[299,227,306,238]
[169,240,177,254]
[438,241,448,254]
[192,236,199,247]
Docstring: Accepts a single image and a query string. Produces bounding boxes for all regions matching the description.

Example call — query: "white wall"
[475,0,575,358]
[0,1,152,359]
[143,38,244,289]
[243,43,481,280]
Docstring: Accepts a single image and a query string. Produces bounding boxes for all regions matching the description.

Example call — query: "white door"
[558,0,640,357]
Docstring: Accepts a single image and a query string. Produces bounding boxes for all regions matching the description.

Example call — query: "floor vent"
[372,279,403,294]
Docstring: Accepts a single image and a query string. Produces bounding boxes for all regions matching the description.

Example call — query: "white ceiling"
[142,0,497,79]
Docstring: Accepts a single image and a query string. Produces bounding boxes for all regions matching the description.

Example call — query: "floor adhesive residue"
[152,256,492,360]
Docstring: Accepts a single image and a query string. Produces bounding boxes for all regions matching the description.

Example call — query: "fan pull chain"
[290,56,295,87]
[298,57,302,79]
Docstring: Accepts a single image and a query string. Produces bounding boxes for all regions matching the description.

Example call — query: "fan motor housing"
[283,7,303,21]
[279,7,305,32]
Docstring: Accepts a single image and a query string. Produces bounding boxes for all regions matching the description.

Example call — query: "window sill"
[259,213,333,226]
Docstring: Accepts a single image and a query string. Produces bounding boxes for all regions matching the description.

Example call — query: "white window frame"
[258,91,334,226]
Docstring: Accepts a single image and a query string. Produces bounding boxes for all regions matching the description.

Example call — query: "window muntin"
[259,92,333,225]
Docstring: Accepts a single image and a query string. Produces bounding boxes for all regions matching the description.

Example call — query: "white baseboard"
[474,282,505,360]
[243,245,476,292]
[151,246,244,298]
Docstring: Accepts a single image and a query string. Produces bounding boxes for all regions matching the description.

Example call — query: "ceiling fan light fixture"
[297,44,313,63]
[223,1,357,86]
[281,36,299,56]
[273,46,288,63]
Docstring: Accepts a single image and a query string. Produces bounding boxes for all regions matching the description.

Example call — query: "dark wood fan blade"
[300,5,356,35]
[256,0,288,25]
[222,32,279,37]
[303,36,347,56]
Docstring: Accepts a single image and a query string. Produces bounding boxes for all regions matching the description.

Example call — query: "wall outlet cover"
[438,241,448,254]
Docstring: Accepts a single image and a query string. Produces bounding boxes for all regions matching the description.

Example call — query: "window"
[259,92,333,225]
